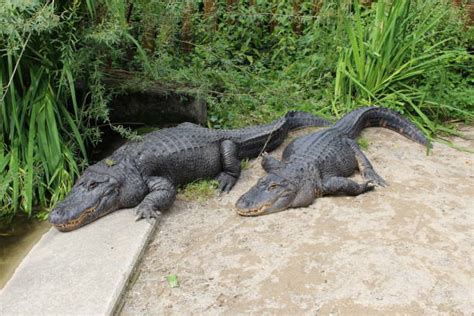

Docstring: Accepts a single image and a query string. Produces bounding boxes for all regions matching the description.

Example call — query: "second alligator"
[236,106,430,216]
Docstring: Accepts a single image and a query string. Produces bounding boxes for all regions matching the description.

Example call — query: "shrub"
[334,0,473,136]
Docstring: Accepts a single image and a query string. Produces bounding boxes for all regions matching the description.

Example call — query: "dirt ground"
[120,126,473,315]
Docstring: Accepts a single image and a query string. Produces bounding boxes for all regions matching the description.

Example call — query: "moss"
[136,126,159,135]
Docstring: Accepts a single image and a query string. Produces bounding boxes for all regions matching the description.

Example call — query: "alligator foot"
[135,207,162,224]
[216,172,237,193]
[348,139,387,187]
[134,176,175,224]
[362,168,387,187]
[362,180,376,192]
[218,140,241,193]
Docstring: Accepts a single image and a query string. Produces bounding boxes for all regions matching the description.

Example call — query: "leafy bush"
[126,0,472,131]
[0,2,86,220]
[334,0,474,135]
[0,0,129,221]
[0,0,472,223]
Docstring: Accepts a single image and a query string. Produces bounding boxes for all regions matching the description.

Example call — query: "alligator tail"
[284,111,332,130]
[234,111,331,159]
[334,106,430,147]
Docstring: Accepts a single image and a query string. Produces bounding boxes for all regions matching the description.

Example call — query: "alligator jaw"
[52,206,98,232]
[235,203,272,216]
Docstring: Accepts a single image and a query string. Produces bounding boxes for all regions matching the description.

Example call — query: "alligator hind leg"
[348,139,387,186]
[322,177,374,196]
[135,177,176,222]
[216,140,241,192]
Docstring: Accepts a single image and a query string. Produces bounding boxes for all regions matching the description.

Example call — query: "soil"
[120,126,474,315]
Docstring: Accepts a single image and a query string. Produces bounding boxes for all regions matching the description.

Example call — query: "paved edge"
[111,219,158,315]
[0,209,158,315]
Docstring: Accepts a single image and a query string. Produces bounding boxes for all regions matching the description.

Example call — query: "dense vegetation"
[0,0,472,223]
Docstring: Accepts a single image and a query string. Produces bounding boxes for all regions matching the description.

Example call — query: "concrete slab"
[0,208,157,315]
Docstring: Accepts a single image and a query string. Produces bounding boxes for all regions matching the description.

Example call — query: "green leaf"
[166,274,179,288]
[105,159,116,167]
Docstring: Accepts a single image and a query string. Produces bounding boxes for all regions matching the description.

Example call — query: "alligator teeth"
[236,209,265,216]
[235,203,272,216]
[52,206,97,231]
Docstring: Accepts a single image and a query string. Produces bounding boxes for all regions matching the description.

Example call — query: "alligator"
[235,106,430,216]
[49,111,330,231]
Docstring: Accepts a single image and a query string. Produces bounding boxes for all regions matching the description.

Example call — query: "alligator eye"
[268,183,278,191]
[88,181,98,190]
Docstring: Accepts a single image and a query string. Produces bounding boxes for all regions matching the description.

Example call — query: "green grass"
[240,159,250,170]
[333,0,473,137]
[357,137,370,150]
[178,180,219,202]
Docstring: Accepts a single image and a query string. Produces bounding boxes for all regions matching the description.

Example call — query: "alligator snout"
[235,195,250,209]
[235,189,273,216]
[48,207,66,225]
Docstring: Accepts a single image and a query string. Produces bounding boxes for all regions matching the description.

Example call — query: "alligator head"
[236,155,318,216]
[49,161,146,232]
[235,173,300,216]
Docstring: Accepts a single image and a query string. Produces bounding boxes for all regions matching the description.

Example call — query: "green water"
[0,218,51,289]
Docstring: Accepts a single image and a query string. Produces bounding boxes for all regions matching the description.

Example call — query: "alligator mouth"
[235,202,272,216]
[53,206,100,232]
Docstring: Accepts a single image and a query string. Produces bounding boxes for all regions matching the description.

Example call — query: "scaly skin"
[235,107,430,216]
[49,111,330,231]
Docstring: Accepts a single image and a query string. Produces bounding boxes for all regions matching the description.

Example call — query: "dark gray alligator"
[49,111,330,231]
[235,106,430,216]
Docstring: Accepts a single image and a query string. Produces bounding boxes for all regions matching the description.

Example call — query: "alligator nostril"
[236,197,248,208]
[49,208,65,223]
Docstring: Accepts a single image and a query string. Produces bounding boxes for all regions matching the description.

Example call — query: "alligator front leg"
[322,176,374,196]
[216,140,241,192]
[348,139,387,186]
[135,177,176,222]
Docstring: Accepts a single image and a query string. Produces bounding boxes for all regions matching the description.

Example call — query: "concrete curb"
[0,208,157,315]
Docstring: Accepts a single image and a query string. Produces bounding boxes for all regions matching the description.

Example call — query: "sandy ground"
[120,126,474,315]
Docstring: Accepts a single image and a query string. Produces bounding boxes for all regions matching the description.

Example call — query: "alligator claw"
[216,173,237,193]
[373,175,388,187]
[134,207,162,223]
[362,169,387,187]
[364,180,376,192]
